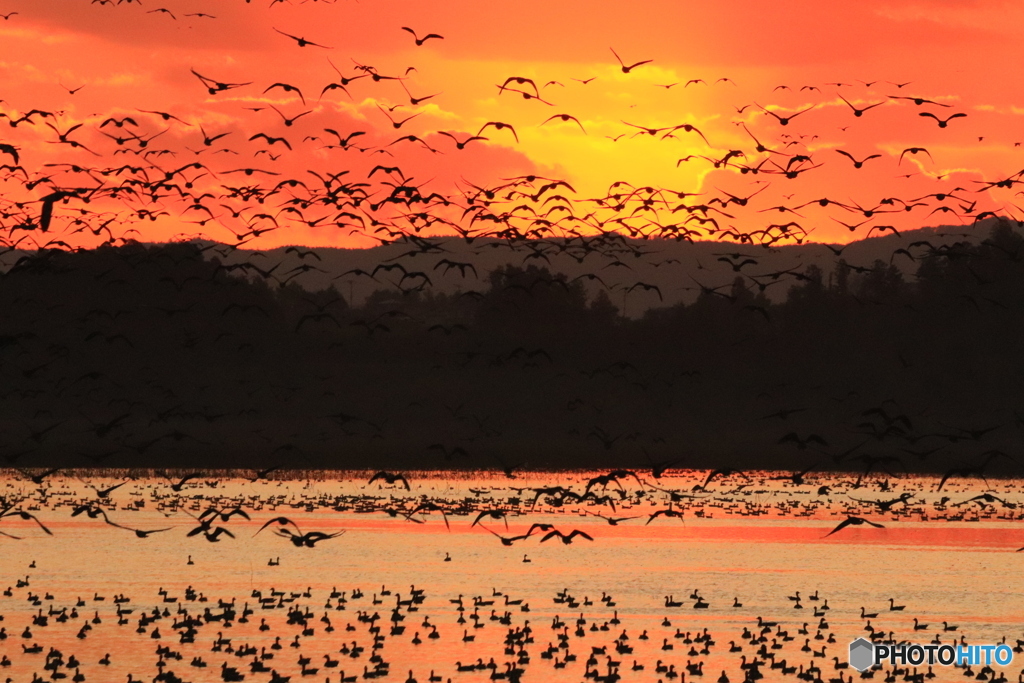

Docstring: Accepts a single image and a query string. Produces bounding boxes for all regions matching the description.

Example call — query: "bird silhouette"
[824,516,885,537]
[401,27,444,46]
[610,48,652,73]
[540,529,593,544]
[368,471,411,490]
[919,111,967,128]
[273,27,331,48]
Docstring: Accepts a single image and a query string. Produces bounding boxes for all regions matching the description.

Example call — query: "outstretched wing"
[824,517,855,537]
[256,516,300,536]
[14,511,51,535]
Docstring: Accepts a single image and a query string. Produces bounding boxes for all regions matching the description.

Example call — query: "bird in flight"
[610,47,652,74]
[919,111,967,128]
[540,529,594,544]
[368,471,411,490]
[541,114,586,134]
[824,516,885,537]
[756,103,815,126]
[0,498,52,539]
[836,93,885,117]
[273,27,331,48]
[835,149,881,169]
[898,147,933,165]
[401,27,444,46]
[255,517,345,547]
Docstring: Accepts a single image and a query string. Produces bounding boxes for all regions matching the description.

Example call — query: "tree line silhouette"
[0,220,1022,475]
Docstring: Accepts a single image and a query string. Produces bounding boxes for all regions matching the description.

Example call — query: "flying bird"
[824,516,885,537]
[540,529,594,544]
[918,111,967,128]
[610,47,652,74]
[898,147,933,165]
[368,471,411,490]
[401,27,444,46]
[835,149,881,169]
[273,27,332,48]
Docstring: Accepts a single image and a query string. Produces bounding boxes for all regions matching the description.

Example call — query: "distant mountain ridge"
[186,218,1001,315]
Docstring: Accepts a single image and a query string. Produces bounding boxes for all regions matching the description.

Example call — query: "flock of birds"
[0,0,1022,310]
[2,571,1021,683]
[1,3,1022,678]
[0,467,1024,547]
[0,469,1023,683]
[0,2,1022,473]
[3,570,1018,683]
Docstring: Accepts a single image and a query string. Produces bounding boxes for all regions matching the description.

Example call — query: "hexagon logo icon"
[849,638,875,672]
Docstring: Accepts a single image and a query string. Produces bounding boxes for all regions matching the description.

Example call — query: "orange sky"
[1,0,1023,248]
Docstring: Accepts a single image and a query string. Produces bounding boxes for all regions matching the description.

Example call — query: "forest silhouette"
[1,219,1022,476]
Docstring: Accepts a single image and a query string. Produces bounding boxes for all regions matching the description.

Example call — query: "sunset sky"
[1,0,1023,247]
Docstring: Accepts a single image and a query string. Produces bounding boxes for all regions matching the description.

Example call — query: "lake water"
[0,471,1022,683]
